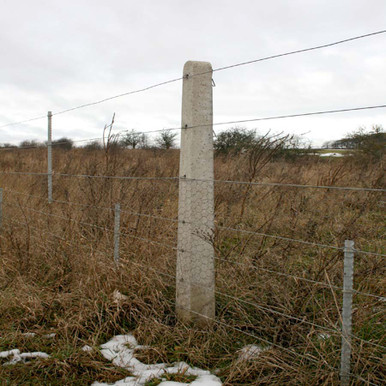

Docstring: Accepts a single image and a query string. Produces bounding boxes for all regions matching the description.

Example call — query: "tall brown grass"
[0,147,384,385]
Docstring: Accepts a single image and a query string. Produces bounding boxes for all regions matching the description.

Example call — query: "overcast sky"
[1,0,385,146]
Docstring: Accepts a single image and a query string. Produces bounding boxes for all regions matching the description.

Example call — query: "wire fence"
[0,29,385,385]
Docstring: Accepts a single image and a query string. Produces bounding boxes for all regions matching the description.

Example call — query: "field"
[0,147,384,385]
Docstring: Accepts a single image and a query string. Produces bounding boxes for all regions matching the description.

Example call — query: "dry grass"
[0,147,384,385]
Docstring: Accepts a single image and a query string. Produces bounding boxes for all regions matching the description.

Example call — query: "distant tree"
[0,143,17,148]
[19,139,43,148]
[155,130,177,149]
[214,128,257,155]
[52,137,73,150]
[83,140,103,150]
[322,141,333,149]
[329,125,385,159]
[120,130,148,149]
[214,127,311,160]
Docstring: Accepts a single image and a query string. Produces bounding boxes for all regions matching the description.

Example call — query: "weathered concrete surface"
[176,61,215,324]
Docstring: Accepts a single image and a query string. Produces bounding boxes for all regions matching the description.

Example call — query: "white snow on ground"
[43,333,56,339]
[82,345,93,352]
[319,153,344,157]
[0,349,50,365]
[237,344,269,361]
[92,334,222,386]
[22,332,36,337]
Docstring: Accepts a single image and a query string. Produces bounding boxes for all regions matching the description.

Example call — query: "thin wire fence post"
[47,111,53,204]
[114,203,121,264]
[340,239,354,386]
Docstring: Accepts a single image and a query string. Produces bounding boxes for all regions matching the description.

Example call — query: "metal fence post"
[0,188,3,228]
[47,111,53,204]
[114,203,121,264]
[340,240,354,386]
[176,61,215,324]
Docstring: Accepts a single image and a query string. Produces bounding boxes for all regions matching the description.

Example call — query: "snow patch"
[43,333,56,339]
[158,375,222,385]
[319,152,344,157]
[92,334,222,386]
[22,332,36,338]
[82,345,93,353]
[0,349,50,366]
[112,290,129,302]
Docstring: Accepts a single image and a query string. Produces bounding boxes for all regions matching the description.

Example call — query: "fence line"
[214,256,386,302]
[0,171,179,181]
[116,256,384,385]
[167,104,386,131]
[3,192,385,301]
[3,187,385,260]
[2,29,385,129]
[1,37,385,383]
[3,180,385,260]
[3,202,178,251]
[3,188,181,224]
[0,220,346,371]
[2,104,386,151]
[4,198,385,259]
[5,203,386,350]
[2,219,381,385]
[1,171,385,193]
[217,225,386,257]
[0,124,159,152]
[2,202,384,384]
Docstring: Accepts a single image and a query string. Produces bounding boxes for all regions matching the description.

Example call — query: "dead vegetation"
[0,147,384,385]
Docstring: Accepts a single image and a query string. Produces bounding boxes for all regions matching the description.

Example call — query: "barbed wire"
[178,104,386,131]
[0,114,47,130]
[1,170,384,193]
[0,171,179,181]
[3,103,386,151]
[217,225,386,257]
[209,30,386,75]
[3,202,178,251]
[3,212,385,353]
[1,30,385,129]
[128,260,381,385]
[214,256,386,302]
[4,197,386,297]
[0,125,180,151]
[3,190,385,259]
[208,177,386,193]
[5,199,385,302]
[2,188,180,224]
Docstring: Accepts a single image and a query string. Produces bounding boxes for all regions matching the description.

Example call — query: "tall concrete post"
[47,111,53,204]
[176,61,215,324]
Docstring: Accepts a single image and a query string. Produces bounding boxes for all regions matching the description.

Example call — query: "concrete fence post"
[47,111,53,204]
[114,203,121,264]
[176,61,215,324]
[340,240,354,386]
